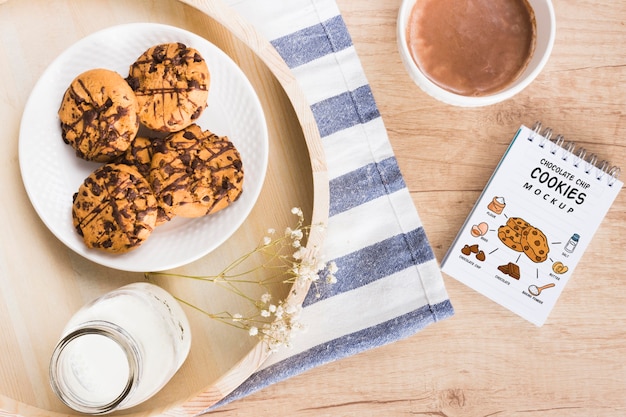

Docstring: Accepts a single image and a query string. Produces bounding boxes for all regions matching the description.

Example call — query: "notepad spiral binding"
[528,121,621,187]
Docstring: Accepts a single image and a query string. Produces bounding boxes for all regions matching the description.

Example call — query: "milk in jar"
[49,282,191,414]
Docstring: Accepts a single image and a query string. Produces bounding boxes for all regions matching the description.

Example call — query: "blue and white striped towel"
[211,0,454,409]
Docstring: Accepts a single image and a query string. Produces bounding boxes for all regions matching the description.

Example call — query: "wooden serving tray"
[0,0,328,415]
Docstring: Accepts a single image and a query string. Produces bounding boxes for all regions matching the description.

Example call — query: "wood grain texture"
[1,0,626,416]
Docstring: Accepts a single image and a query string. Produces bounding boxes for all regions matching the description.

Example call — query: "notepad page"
[441,125,623,326]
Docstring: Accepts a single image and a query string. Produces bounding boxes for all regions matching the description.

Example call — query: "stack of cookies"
[60,43,244,254]
[497,217,549,263]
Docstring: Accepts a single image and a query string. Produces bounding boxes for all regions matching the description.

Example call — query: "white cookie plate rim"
[18,23,269,272]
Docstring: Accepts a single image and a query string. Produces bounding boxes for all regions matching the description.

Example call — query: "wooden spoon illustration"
[528,283,555,296]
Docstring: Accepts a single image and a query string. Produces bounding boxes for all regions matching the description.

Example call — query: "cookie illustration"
[506,217,530,230]
[127,42,210,132]
[149,124,244,218]
[72,164,158,253]
[497,224,524,252]
[497,216,550,262]
[521,226,549,263]
[59,68,139,162]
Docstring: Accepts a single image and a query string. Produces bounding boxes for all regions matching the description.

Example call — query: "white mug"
[397,0,556,107]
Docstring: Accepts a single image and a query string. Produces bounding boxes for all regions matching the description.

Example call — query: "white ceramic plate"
[18,23,268,272]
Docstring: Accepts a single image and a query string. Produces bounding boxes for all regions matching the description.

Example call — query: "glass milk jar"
[49,282,191,414]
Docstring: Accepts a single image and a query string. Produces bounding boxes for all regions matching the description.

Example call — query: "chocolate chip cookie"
[497,224,524,252]
[521,226,549,263]
[127,42,209,132]
[506,217,530,230]
[497,217,530,252]
[149,124,244,218]
[114,135,176,226]
[72,163,158,253]
[114,135,154,177]
[59,68,139,162]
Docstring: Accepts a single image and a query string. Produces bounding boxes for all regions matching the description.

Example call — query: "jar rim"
[49,320,141,414]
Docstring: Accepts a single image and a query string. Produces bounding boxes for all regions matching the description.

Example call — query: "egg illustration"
[471,222,489,237]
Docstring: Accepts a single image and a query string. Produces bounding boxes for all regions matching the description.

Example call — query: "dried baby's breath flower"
[291,207,303,217]
[145,207,336,352]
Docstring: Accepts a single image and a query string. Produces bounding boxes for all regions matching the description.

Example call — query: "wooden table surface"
[1,1,624,416]
[218,1,626,416]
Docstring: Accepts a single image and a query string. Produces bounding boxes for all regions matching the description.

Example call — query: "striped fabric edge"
[210,300,452,410]
[261,251,452,368]
[210,0,454,410]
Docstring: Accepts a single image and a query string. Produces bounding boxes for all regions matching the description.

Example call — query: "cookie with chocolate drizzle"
[114,135,175,226]
[127,42,209,132]
[58,68,139,162]
[72,163,158,253]
[149,124,244,218]
[114,135,153,177]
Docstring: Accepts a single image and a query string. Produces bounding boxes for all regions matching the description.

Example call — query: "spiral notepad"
[441,123,623,326]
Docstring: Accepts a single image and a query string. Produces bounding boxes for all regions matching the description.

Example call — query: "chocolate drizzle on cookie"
[72,164,158,253]
[58,69,139,162]
[64,43,246,254]
[149,124,244,218]
[127,43,210,132]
